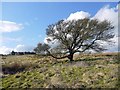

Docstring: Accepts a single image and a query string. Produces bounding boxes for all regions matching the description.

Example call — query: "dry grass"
[1,52,119,88]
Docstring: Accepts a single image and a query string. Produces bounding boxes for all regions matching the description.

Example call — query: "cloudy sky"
[0,2,118,54]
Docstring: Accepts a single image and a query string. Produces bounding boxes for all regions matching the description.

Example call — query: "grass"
[1,52,119,88]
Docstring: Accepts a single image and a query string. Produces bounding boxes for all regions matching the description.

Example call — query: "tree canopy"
[38,18,114,61]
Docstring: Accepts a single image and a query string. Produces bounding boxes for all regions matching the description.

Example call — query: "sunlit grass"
[1,52,119,88]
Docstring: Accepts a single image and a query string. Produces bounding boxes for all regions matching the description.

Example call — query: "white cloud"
[44,37,54,45]
[0,45,35,54]
[14,45,34,52]
[106,36,118,52]
[67,11,90,21]
[116,4,118,10]
[0,33,2,45]
[44,37,59,48]
[93,5,118,52]
[93,5,118,27]
[0,21,23,33]
[0,46,13,55]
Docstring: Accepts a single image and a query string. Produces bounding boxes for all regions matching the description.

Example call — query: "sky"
[0,2,119,54]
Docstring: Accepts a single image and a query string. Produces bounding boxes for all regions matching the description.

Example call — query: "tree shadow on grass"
[53,57,104,67]
[75,57,104,62]
[54,57,103,65]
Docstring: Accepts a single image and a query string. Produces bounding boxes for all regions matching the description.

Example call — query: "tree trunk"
[68,53,74,62]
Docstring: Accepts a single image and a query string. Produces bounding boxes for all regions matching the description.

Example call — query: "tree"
[45,18,114,61]
[11,51,15,55]
[34,43,50,54]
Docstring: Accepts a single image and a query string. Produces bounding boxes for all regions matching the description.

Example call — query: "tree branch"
[46,50,68,59]
[78,31,104,52]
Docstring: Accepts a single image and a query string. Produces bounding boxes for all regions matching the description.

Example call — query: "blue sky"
[0,2,118,54]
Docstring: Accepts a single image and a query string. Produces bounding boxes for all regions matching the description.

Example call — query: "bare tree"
[45,18,114,61]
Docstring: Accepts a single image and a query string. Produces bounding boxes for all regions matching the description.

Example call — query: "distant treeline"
[10,51,36,55]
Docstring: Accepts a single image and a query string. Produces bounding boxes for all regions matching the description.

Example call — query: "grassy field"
[1,52,120,88]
